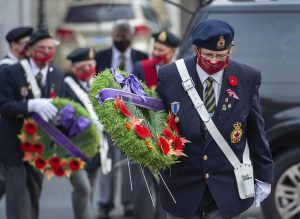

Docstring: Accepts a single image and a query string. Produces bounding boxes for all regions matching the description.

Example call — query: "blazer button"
[205,173,209,179]
[203,155,208,160]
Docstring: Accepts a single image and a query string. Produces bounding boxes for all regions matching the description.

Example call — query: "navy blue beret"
[6,26,33,43]
[67,48,96,63]
[152,30,180,48]
[26,28,53,47]
[192,19,235,51]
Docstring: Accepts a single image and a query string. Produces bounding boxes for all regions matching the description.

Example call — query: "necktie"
[36,71,43,88]
[119,54,126,71]
[204,77,216,115]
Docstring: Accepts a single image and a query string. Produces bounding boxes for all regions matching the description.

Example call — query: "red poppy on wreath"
[228,76,238,87]
[49,156,61,168]
[135,125,152,139]
[32,143,44,154]
[21,141,33,152]
[173,137,184,150]
[162,128,175,140]
[69,159,81,171]
[24,120,37,135]
[167,113,179,133]
[158,137,170,155]
[35,157,47,169]
[114,99,131,117]
[54,166,65,177]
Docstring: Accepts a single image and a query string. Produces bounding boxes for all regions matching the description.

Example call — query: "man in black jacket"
[0,29,64,219]
[95,20,148,218]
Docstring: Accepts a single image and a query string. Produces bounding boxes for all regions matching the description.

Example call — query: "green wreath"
[19,98,99,179]
[89,69,189,171]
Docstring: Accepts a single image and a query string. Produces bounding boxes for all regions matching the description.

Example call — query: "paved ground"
[0,172,265,219]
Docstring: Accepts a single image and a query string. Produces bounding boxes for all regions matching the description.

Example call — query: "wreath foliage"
[19,98,99,179]
[90,69,189,171]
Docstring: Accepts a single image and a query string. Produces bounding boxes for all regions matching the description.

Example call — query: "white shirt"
[29,58,49,87]
[112,47,133,73]
[196,62,224,106]
[78,80,89,92]
[7,51,19,64]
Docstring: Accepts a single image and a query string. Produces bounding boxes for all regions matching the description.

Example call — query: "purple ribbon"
[111,68,146,100]
[98,88,165,111]
[32,113,89,161]
[56,104,91,137]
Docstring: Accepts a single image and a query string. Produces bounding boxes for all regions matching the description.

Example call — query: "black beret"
[6,26,33,43]
[67,48,96,63]
[26,28,53,47]
[192,19,235,51]
[152,30,180,48]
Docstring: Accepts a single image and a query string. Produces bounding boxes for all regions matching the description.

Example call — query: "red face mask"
[74,66,96,82]
[197,50,229,75]
[150,54,168,65]
[32,49,55,64]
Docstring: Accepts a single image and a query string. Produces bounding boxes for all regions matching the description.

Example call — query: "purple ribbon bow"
[111,68,146,100]
[56,104,91,137]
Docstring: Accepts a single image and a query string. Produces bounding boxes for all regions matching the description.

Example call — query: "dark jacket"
[0,61,64,165]
[95,48,148,73]
[156,56,274,218]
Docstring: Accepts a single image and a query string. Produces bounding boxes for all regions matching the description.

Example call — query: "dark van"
[177,1,300,218]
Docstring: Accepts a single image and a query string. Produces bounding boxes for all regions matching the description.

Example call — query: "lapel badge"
[230,122,243,143]
[20,87,28,98]
[228,103,232,109]
[50,83,56,99]
[222,104,227,111]
[171,102,180,123]
[49,67,53,72]
[227,89,239,100]
[225,97,229,102]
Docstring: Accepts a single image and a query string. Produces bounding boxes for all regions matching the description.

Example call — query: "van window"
[65,4,135,23]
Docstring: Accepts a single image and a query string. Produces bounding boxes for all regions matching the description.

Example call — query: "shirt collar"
[196,62,224,86]
[112,47,131,59]
[7,51,19,63]
[29,58,49,76]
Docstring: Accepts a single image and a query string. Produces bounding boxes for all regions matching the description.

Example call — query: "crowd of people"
[0,18,273,219]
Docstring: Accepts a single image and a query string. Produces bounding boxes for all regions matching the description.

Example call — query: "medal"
[222,104,227,111]
[171,102,180,123]
[230,122,243,143]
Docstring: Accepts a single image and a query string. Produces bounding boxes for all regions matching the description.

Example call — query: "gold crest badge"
[89,48,95,59]
[158,31,167,42]
[217,36,226,50]
[230,122,243,143]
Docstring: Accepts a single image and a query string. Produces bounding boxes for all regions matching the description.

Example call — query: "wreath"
[19,98,99,179]
[89,68,189,171]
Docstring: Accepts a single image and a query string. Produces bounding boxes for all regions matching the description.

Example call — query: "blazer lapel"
[44,65,56,98]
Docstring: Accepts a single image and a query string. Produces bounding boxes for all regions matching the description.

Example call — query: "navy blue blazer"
[156,56,274,218]
[0,61,64,165]
[95,48,148,73]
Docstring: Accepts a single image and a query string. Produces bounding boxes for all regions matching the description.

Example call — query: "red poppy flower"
[35,157,46,169]
[69,160,80,171]
[49,156,61,168]
[114,99,131,117]
[228,76,238,87]
[21,141,33,152]
[50,91,56,99]
[24,121,37,135]
[173,137,183,150]
[158,137,170,155]
[32,143,44,154]
[162,128,175,140]
[53,166,65,177]
[167,114,179,133]
[135,125,152,139]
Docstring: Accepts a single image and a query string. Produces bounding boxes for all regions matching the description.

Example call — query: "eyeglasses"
[198,49,230,61]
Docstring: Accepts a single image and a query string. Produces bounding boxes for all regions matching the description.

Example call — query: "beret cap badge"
[217,36,226,50]
[89,48,95,59]
[158,31,167,42]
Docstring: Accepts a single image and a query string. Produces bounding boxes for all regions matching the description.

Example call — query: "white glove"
[255,179,271,207]
[28,98,58,122]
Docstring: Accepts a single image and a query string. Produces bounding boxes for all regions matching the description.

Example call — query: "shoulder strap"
[20,59,42,98]
[0,58,15,66]
[175,58,251,167]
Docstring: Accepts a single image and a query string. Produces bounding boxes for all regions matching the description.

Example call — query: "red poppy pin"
[228,76,238,87]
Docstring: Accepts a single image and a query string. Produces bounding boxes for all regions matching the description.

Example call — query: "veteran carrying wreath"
[89,68,189,171]
[19,98,99,179]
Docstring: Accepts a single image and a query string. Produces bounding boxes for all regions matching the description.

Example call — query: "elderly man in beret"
[0,26,33,66]
[0,28,64,219]
[156,19,274,219]
[133,30,180,89]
